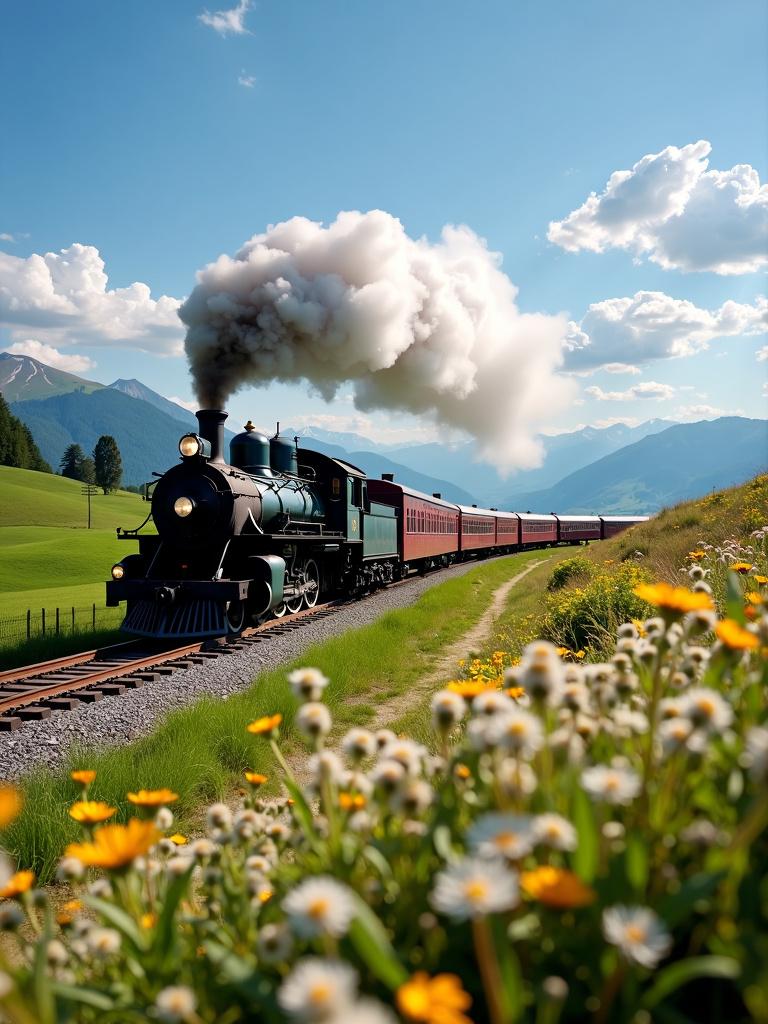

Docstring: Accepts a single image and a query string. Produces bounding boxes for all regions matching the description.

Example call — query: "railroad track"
[0,599,342,732]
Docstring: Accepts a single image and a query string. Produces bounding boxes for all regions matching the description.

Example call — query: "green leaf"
[84,894,145,950]
[282,774,320,851]
[32,929,55,1024]
[51,983,115,1011]
[657,871,726,928]
[571,787,598,883]
[642,956,740,1009]
[489,914,523,1022]
[362,844,394,880]
[204,939,254,984]
[625,832,649,893]
[433,824,458,863]
[348,895,408,990]
[153,865,194,966]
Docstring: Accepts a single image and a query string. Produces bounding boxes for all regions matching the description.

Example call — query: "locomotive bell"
[230,420,272,475]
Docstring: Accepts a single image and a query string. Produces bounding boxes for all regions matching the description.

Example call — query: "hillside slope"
[0,352,102,402]
[510,417,768,514]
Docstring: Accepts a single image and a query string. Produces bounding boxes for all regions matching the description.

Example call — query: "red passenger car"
[599,515,649,539]
[457,505,496,554]
[518,512,558,547]
[495,511,521,549]
[367,478,460,568]
[555,515,601,544]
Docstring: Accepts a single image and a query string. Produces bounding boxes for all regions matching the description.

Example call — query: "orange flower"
[65,819,159,870]
[446,680,497,698]
[454,763,471,781]
[127,788,179,807]
[397,972,472,1024]
[69,801,117,824]
[339,792,366,811]
[504,686,526,700]
[730,562,753,574]
[745,592,763,605]
[0,785,22,828]
[246,714,283,736]
[56,898,83,926]
[633,582,714,616]
[0,870,35,899]
[244,771,268,786]
[521,866,596,908]
[70,770,96,786]
[716,619,759,651]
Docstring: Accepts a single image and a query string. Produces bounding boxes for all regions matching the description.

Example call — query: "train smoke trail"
[180,210,574,472]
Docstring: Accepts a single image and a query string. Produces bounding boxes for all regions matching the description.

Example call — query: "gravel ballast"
[0,560,496,779]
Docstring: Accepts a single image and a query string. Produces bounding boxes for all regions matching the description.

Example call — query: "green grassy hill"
[0,466,150,622]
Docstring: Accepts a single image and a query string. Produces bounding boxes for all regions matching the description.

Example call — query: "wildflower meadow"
[0,532,767,1022]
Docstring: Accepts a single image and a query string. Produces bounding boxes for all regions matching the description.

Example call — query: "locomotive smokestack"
[196,409,228,463]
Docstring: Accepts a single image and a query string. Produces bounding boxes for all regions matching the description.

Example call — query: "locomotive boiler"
[106,409,400,637]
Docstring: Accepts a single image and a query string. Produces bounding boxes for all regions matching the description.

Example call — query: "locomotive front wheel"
[303,558,321,608]
[225,600,246,634]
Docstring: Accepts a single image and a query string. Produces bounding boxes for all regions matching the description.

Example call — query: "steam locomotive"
[106,409,648,638]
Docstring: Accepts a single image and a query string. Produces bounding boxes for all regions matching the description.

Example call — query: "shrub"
[0,591,766,1023]
[546,556,595,591]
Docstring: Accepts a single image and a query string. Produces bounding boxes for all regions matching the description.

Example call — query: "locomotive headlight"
[174,496,194,518]
[179,434,202,458]
[111,563,125,580]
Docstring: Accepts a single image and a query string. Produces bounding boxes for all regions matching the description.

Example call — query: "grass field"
[4,551,551,880]
[0,466,149,636]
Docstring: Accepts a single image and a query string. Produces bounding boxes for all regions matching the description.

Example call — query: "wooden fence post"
[72,606,75,632]
[92,603,96,630]
[41,608,46,636]
[56,607,60,635]
[26,609,31,639]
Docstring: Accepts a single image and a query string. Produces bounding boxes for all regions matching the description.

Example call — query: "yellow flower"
[0,785,22,828]
[730,562,753,574]
[687,550,706,561]
[69,801,117,824]
[141,912,157,929]
[339,792,366,811]
[0,870,35,899]
[244,771,268,786]
[127,788,179,807]
[504,686,526,700]
[169,833,188,845]
[745,592,763,605]
[70,770,97,786]
[65,819,159,870]
[633,582,714,615]
[56,899,83,926]
[246,714,283,736]
[716,619,759,651]
[396,972,473,1024]
[753,575,768,586]
[520,866,596,908]
[446,680,497,698]
[454,763,471,781]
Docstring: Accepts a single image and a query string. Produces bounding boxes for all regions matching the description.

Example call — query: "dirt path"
[366,558,546,732]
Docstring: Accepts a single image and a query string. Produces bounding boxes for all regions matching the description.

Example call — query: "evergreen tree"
[60,443,86,479]
[0,394,51,472]
[79,456,96,485]
[93,435,123,493]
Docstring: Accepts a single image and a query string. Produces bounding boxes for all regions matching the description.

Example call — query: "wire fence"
[0,603,124,648]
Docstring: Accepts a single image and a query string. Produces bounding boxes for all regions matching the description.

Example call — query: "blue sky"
[1,0,766,456]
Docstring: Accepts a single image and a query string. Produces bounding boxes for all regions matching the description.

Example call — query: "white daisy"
[379,738,426,774]
[467,813,536,861]
[602,905,672,969]
[472,691,514,717]
[659,718,698,757]
[745,726,768,783]
[430,856,519,920]
[681,688,733,732]
[308,750,345,786]
[517,641,565,704]
[533,813,577,851]
[581,765,641,806]
[206,803,232,831]
[46,940,68,967]
[341,728,376,762]
[431,691,467,731]
[391,778,433,816]
[466,715,497,752]
[288,667,330,702]
[278,958,357,1020]
[369,759,406,793]
[283,877,355,939]
[330,998,399,1024]
[154,807,174,830]
[154,985,198,1023]
[488,708,544,758]
[374,729,397,750]
[296,702,333,740]
[257,921,294,963]
[496,759,537,798]
[85,928,121,957]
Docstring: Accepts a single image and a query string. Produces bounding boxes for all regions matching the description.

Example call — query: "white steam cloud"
[180,211,574,472]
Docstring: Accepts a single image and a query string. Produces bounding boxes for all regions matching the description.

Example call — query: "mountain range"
[1,351,766,512]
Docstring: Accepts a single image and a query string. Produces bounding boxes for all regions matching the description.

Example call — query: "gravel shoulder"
[0,559,502,780]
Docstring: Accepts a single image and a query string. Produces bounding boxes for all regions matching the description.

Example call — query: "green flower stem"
[471,915,510,1024]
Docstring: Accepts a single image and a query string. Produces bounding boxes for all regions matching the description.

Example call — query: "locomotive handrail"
[116,510,154,538]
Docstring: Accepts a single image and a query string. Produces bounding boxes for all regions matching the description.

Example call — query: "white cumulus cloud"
[0,243,183,354]
[671,404,734,421]
[585,381,675,402]
[180,209,576,472]
[548,141,768,275]
[757,345,768,362]
[167,395,199,413]
[199,0,251,35]
[0,232,16,243]
[565,290,767,373]
[238,71,256,88]
[4,339,96,373]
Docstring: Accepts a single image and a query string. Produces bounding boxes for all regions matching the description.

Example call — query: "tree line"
[0,394,51,473]
[60,437,123,494]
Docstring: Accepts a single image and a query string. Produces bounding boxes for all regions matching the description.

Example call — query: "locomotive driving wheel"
[225,599,246,633]
[302,558,320,608]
